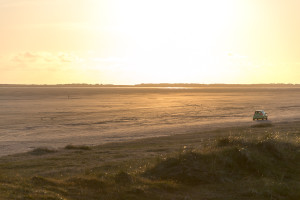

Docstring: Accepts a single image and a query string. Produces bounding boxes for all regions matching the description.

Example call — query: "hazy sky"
[1,0,299,84]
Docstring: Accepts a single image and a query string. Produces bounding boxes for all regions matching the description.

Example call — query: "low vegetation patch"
[65,144,92,150]
[29,147,57,155]
[0,122,299,199]
[146,134,298,184]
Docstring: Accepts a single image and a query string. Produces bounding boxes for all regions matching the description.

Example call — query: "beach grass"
[0,121,299,199]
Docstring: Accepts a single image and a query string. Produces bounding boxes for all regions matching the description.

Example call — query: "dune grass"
[0,121,299,199]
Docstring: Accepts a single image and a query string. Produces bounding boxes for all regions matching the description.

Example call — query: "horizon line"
[0,83,299,87]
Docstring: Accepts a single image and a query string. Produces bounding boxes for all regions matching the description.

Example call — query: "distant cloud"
[0,51,85,73]
[10,51,80,65]
[2,51,126,73]
[58,52,79,63]
[11,52,39,63]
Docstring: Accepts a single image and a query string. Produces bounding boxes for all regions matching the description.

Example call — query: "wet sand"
[1,86,300,156]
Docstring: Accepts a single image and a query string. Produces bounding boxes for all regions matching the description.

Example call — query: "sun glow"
[101,0,241,83]
[1,0,300,84]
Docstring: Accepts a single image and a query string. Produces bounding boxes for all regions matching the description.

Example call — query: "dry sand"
[1,86,300,156]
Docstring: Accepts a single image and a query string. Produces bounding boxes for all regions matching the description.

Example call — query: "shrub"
[30,147,57,155]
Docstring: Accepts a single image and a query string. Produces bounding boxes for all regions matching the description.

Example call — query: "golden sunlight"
[0,0,299,84]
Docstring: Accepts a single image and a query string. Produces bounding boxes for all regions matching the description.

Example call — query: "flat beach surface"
[1,86,300,156]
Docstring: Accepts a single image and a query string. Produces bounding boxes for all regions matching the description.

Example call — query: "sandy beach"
[1,86,300,156]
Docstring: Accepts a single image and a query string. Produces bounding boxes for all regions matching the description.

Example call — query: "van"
[253,110,268,120]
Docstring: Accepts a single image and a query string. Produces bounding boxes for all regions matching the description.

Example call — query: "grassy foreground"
[0,121,299,200]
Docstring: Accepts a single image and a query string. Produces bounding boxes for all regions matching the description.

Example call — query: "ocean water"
[1,86,300,156]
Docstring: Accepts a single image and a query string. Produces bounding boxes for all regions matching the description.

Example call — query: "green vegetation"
[0,121,299,199]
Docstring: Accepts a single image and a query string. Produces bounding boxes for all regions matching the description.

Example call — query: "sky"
[0,0,300,85]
